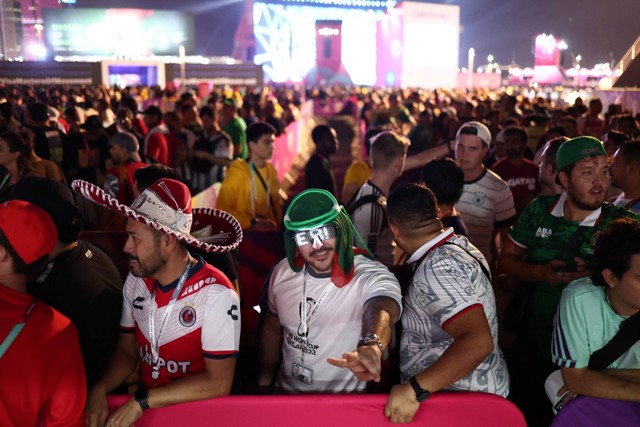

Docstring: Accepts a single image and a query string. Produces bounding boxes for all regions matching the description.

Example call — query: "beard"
[566,184,605,211]
[128,251,166,278]
[304,246,334,274]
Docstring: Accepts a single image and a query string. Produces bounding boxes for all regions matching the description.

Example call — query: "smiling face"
[297,236,336,275]
[561,156,610,211]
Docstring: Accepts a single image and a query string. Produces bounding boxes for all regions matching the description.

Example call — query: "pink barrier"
[107,393,525,427]
[271,119,301,182]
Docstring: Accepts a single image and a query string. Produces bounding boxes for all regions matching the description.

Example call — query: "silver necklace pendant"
[152,367,160,380]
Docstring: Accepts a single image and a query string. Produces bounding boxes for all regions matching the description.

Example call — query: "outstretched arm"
[327,296,399,382]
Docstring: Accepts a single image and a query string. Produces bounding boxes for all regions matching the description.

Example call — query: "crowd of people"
[1,82,640,427]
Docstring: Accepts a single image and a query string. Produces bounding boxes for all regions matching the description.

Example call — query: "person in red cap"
[74,178,243,427]
[0,200,86,426]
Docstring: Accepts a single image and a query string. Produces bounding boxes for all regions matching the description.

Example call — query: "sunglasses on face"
[293,224,336,247]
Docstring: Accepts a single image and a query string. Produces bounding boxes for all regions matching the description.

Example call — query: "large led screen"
[253,2,381,85]
[252,2,459,87]
[43,8,195,57]
[107,65,160,87]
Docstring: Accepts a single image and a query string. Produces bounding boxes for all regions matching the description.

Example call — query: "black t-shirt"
[187,248,238,283]
[28,125,65,165]
[442,214,469,237]
[305,153,336,196]
[28,240,123,387]
[190,131,230,175]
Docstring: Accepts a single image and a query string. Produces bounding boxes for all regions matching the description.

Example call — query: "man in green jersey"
[497,136,639,426]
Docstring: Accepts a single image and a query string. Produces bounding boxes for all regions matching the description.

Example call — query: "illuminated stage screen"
[43,8,195,57]
[107,65,159,87]
[252,2,459,87]
[253,3,380,85]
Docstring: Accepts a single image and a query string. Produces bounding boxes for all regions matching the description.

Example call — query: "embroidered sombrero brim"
[72,180,242,253]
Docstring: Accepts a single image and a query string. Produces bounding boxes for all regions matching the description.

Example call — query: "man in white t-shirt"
[454,121,516,266]
[258,189,402,393]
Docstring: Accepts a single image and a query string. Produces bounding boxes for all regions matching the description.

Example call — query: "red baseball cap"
[0,200,57,265]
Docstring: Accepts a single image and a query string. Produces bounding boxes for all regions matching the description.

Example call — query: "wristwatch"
[409,376,431,403]
[134,386,150,410]
[357,333,384,352]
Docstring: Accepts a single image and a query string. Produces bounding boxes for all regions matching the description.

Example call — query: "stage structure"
[234,0,460,88]
[532,33,566,85]
[0,7,263,88]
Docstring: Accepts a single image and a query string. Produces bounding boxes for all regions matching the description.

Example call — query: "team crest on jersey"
[179,306,197,327]
[472,192,486,207]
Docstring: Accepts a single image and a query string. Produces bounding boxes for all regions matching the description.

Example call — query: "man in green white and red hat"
[258,188,402,393]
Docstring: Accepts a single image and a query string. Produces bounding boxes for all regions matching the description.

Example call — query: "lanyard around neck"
[249,162,274,221]
[148,257,193,383]
[0,299,37,360]
[299,268,332,363]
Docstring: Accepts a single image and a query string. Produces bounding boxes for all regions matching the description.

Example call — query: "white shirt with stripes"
[456,168,516,262]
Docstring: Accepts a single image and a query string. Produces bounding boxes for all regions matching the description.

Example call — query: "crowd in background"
[2,81,640,427]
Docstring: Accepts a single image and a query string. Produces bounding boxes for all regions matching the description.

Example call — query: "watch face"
[416,390,430,402]
[409,376,430,403]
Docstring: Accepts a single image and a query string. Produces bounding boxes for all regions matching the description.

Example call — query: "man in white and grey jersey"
[384,182,509,424]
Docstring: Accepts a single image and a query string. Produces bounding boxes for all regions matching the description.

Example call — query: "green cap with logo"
[556,136,607,171]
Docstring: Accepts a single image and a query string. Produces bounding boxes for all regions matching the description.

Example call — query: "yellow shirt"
[216,159,282,229]
[341,160,371,204]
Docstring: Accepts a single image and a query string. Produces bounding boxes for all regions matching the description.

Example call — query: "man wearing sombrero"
[74,178,243,426]
[258,189,402,393]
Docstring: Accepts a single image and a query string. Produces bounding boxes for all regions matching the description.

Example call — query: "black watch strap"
[409,376,430,402]
[135,387,150,410]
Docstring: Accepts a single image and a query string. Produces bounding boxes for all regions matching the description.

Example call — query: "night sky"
[76,0,640,68]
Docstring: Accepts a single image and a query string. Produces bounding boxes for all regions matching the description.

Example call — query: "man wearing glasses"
[258,189,402,393]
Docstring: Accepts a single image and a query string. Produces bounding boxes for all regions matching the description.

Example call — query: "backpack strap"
[346,194,388,229]
[442,241,492,282]
[588,308,640,370]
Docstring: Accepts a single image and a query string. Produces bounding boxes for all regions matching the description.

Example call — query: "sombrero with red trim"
[72,178,242,253]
